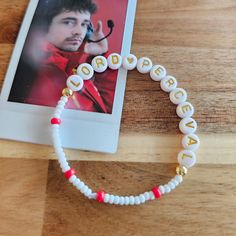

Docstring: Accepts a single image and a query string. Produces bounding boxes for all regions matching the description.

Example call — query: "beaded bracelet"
[50,53,200,205]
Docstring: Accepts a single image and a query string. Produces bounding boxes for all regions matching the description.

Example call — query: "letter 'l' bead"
[182,133,200,151]
[178,150,196,168]
[66,75,84,91]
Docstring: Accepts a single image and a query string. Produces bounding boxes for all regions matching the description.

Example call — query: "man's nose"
[72,24,84,36]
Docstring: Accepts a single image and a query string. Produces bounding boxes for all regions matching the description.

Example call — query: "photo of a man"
[8,0,128,114]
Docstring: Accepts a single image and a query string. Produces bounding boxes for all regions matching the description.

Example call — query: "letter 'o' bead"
[160,76,178,92]
[176,102,194,118]
[178,150,196,168]
[170,88,187,105]
[150,65,167,81]
[107,53,122,70]
[137,57,153,74]
[77,63,94,80]
[182,133,200,151]
[66,75,84,91]
[91,56,108,73]
[122,54,138,70]
[179,117,197,134]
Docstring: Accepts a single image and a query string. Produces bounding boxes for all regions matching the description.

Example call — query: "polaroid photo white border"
[0,0,137,153]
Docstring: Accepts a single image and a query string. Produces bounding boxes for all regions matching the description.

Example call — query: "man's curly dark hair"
[33,0,97,31]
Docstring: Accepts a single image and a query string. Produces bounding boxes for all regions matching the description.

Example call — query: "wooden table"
[0,1,236,235]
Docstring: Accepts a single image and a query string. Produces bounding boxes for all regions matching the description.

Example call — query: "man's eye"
[63,21,75,26]
[81,23,89,28]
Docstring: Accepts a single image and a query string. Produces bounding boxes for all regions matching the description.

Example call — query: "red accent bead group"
[96,190,105,202]
[51,118,61,125]
[64,168,76,179]
[152,186,162,199]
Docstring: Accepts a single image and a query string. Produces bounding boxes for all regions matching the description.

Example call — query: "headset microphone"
[86,20,114,43]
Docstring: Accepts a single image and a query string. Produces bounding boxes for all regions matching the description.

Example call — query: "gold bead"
[176,165,188,177]
[62,88,73,97]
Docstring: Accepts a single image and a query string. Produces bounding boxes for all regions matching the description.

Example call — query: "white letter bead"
[122,54,138,70]
[107,53,122,70]
[160,76,178,92]
[178,150,196,168]
[137,57,153,74]
[150,65,167,81]
[176,102,194,118]
[170,88,187,105]
[66,75,84,91]
[179,117,197,134]
[91,56,108,73]
[182,133,200,151]
[77,63,94,80]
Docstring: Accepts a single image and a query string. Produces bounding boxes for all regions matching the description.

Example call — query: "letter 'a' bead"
[122,54,138,70]
[107,53,122,70]
[182,133,200,151]
[178,150,196,168]
[137,57,153,74]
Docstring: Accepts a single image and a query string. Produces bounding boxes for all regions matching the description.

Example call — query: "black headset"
[85,19,114,43]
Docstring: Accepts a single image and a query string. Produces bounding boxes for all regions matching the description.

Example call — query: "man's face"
[46,10,91,52]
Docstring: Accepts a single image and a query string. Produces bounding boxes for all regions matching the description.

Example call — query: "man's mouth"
[66,38,82,43]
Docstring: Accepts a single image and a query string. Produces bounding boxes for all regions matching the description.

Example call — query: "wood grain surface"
[0,1,236,235]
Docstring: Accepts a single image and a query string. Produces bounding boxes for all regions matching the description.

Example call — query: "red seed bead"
[152,186,162,199]
[51,118,61,125]
[64,168,76,179]
[96,190,105,203]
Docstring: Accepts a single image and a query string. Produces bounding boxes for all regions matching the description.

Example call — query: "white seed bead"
[84,188,92,197]
[160,76,178,92]
[53,112,61,118]
[119,196,125,205]
[150,65,167,81]
[159,185,165,194]
[176,102,194,118]
[139,194,146,203]
[164,184,171,193]
[144,192,150,201]
[77,181,85,190]
[56,104,64,111]
[61,96,68,103]
[69,175,77,183]
[72,178,80,188]
[66,75,84,92]
[179,117,197,134]
[178,149,196,168]
[124,196,130,205]
[182,133,200,151]
[149,191,155,200]
[134,196,141,205]
[58,100,65,107]
[169,88,187,105]
[114,196,120,205]
[91,56,108,73]
[129,196,135,205]
[171,179,179,187]
[175,175,183,184]
[122,54,138,70]
[81,185,89,194]
[137,57,153,74]
[104,193,110,203]
[107,53,122,70]
[77,63,94,80]
[168,181,175,190]
[109,195,115,204]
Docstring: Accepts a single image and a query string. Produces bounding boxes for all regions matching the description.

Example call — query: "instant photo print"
[0,0,137,153]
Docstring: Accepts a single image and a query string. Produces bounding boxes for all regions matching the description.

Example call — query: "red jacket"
[26,43,117,113]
